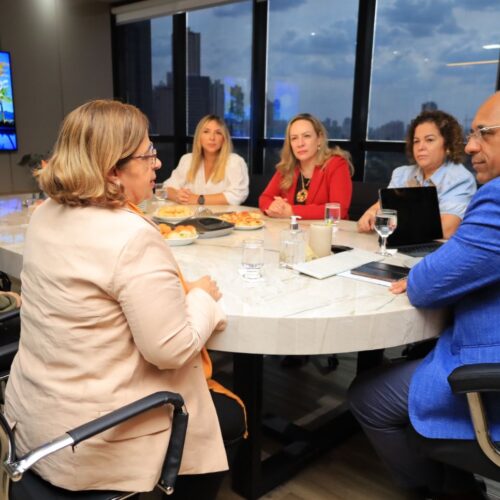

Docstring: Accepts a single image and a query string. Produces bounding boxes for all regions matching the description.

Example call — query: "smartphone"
[331,245,353,254]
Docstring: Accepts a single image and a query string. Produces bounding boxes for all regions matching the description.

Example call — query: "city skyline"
[150,23,478,142]
[148,0,497,140]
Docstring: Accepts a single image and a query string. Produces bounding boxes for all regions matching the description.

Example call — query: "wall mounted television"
[0,51,17,151]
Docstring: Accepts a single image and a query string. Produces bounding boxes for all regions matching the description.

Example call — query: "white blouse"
[164,153,249,205]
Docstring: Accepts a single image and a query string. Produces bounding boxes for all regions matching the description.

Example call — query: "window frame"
[112,0,500,184]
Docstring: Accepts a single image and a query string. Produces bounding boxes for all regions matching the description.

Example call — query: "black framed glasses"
[466,125,500,143]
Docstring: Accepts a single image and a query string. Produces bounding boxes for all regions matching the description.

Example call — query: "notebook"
[379,186,444,257]
[293,249,384,280]
[350,261,410,282]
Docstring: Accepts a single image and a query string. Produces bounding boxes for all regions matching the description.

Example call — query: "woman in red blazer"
[259,113,353,220]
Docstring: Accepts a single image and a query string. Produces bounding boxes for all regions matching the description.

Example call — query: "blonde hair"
[277,113,354,191]
[188,115,233,184]
[37,99,149,208]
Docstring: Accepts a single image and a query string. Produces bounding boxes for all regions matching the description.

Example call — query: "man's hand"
[389,279,407,295]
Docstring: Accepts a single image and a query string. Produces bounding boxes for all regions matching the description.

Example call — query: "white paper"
[293,249,384,280]
[337,270,391,287]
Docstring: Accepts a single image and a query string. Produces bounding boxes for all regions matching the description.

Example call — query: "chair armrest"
[0,309,20,323]
[68,391,185,444]
[9,391,187,480]
[448,364,500,394]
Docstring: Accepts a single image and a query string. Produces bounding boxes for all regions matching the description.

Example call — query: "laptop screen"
[379,187,443,247]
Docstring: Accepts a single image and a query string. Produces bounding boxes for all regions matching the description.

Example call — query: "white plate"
[234,222,265,231]
[165,235,198,246]
[154,208,194,223]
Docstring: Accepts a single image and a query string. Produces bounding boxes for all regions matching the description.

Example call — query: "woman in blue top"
[358,110,476,239]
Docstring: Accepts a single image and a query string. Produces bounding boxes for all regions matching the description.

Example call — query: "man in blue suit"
[349,91,500,499]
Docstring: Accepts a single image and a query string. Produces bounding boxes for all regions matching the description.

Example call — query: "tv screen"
[0,51,17,151]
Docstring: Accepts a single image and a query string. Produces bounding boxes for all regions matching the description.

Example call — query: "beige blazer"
[5,200,228,492]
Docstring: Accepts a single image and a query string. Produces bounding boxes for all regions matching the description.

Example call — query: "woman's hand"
[389,279,407,295]
[265,197,293,218]
[186,275,222,301]
[357,209,376,233]
[176,188,194,204]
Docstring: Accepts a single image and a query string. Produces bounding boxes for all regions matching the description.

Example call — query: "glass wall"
[150,17,174,136]
[368,0,500,142]
[186,2,252,137]
[113,0,500,188]
[115,16,173,136]
[266,0,359,139]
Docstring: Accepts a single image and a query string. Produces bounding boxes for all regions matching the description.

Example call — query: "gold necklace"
[296,172,311,203]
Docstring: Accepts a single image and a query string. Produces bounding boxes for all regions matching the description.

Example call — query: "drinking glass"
[374,209,398,256]
[241,239,264,280]
[154,183,168,202]
[309,223,333,258]
[324,203,341,232]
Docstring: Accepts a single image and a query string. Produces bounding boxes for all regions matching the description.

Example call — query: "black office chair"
[409,364,500,490]
[0,391,189,500]
[0,309,20,407]
[0,272,12,294]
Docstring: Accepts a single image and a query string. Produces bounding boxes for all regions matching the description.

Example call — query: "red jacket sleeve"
[292,157,352,220]
[259,171,283,212]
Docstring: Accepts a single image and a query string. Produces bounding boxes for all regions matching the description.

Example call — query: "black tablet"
[350,261,409,282]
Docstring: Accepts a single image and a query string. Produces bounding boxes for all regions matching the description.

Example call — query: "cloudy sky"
[150,0,499,137]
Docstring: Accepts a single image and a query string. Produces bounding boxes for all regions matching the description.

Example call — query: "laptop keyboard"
[395,241,444,257]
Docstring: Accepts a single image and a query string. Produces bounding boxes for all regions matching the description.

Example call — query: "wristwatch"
[198,194,205,205]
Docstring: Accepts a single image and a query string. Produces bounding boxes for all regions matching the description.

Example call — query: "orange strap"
[176,269,248,438]
[127,201,248,437]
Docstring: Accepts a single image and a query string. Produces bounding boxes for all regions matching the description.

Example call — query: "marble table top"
[0,198,446,355]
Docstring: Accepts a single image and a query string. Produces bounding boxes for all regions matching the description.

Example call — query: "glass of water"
[374,209,398,256]
[241,239,264,280]
[154,183,168,202]
[325,203,341,232]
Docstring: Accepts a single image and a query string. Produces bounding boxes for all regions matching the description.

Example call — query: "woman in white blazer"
[5,100,245,498]
[165,115,249,206]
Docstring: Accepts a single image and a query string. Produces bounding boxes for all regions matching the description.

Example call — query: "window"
[115,16,173,136]
[186,2,252,137]
[266,0,359,139]
[150,17,174,135]
[364,151,407,183]
[368,0,500,143]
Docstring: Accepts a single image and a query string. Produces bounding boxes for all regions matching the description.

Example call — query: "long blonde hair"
[188,115,233,184]
[37,99,149,207]
[277,113,354,191]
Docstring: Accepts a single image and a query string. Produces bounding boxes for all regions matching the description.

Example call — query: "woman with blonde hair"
[5,100,245,499]
[259,113,353,219]
[165,115,249,206]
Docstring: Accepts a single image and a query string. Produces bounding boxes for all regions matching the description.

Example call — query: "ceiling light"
[483,44,500,50]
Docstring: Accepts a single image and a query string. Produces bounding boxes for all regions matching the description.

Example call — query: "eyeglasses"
[129,149,158,167]
[466,125,500,143]
[117,147,158,168]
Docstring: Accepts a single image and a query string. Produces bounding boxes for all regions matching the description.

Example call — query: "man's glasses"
[466,125,500,143]
[117,146,158,168]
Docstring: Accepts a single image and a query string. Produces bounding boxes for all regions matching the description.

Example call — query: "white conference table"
[0,197,445,356]
[0,197,446,499]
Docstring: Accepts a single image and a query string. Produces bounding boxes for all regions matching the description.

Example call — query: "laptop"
[379,186,444,257]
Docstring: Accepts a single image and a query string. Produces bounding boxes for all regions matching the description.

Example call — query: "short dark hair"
[406,110,465,165]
